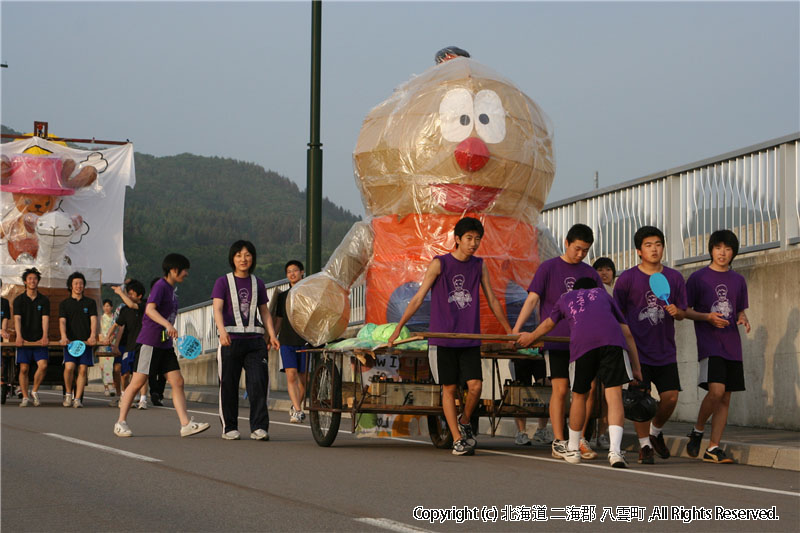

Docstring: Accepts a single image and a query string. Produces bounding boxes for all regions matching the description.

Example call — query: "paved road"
[2,391,799,532]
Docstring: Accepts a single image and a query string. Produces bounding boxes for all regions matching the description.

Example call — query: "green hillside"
[124,153,361,306]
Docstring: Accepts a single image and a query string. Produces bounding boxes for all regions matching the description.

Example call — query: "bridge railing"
[542,133,799,271]
[177,133,799,344]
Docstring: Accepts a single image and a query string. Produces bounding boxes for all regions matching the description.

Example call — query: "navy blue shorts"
[63,345,94,367]
[121,350,136,375]
[279,345,307,373]
[16,346,49,365]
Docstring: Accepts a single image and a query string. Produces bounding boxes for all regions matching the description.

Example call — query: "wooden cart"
[304,332,568,448]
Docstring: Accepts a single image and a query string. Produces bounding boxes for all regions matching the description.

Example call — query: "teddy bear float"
[288,50,560,346]
[1,153,96,269]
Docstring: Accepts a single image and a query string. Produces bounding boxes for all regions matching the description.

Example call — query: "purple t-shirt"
[429,253,482,348]
[613,265,687,366]
[136,278,178,349]
[211,274,268,338]
[527,257,603,352]
[686,266,748,361]
[549,288,628,362]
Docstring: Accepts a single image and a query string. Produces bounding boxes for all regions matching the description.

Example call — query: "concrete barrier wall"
[673,248,800,430]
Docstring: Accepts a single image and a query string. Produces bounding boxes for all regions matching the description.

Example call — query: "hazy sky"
[2,1,798,218]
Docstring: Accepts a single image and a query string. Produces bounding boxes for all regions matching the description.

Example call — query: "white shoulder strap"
[224,273,265,335]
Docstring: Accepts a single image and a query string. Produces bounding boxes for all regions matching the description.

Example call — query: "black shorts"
[511,358,546,385]
[545,349,570,380]
[569,346,632,394]
[134,345,181,377]
[640,362,681,394]
[430,345,482,386]
[698,356,745,392]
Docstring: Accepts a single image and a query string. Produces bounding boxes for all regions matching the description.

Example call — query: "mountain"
[124,152,361,306]
[2,125,362,306]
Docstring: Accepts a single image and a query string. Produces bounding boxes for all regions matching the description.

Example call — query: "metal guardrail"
[177,133,799,340]
[541,133,799,271]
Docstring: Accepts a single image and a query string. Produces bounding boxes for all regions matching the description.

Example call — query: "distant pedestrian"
[113,253,209,438]
[59,271,97,408]
[97,299,116,396]
[12,268,50,407]
[212,241,279,441]
[273,260,309,423]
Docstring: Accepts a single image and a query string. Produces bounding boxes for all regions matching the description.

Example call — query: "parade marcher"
[114,253,209,438]
[12,268,50,407]
[59,271,97,408]
[212,241,279,440]
[388,217,512,456]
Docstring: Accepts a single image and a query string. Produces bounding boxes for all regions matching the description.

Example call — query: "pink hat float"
[1,154,75,196]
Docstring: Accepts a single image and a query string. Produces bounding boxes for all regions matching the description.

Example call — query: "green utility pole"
[306,0,323,274]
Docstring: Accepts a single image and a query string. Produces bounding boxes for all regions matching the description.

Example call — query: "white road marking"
[44,433,161,463]
[65,393,799,498]
[354,517,432,533]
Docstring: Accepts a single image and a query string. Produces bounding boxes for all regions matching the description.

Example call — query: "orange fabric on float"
[366,213,540,333]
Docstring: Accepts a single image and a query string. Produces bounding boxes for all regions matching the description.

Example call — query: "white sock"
[609,425,623,454]
[568,428,581,451]
[639,437,651,449]
[693,426,704,434]
[650,423,663,437]
[707,445,718,451]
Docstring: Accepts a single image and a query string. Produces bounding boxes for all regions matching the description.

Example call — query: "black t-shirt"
[275,289,306,346]
[59,296,97,341]
[1,297,9,327]
[13,292,50,341]
[115,305,144,348]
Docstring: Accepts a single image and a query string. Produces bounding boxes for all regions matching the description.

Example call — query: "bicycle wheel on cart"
[309,358,342,447]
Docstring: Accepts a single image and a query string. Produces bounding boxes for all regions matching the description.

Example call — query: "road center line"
[354,517,432,533]
[43,433,161,463]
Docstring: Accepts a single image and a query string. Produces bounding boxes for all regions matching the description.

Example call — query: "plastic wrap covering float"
[288,55,558,346]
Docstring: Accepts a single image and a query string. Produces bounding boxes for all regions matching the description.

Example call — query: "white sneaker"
[114,421,133,437]
[514,431,531,446]
[597,433,610,450]
[137,398,148,410]
[104,388,111,397]
[20,397,30,407]
[250,429,269,441]
[63,393,74,407]
[222,430,241,440]
[73,398,83,408]
[609,450,627,468]
[31,391,40,407]
[180,418,210,437]
[552,439,581,464]
[289,409,301,424]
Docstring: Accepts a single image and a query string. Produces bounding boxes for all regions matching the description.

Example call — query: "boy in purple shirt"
[684,230,750,464]
[519,277,642,467]
[388,217,512,456]
[512,223,603,462]
[613,226,687,465]
[114,253,209,438]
